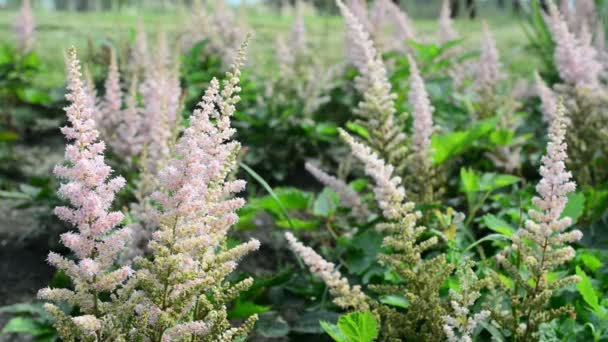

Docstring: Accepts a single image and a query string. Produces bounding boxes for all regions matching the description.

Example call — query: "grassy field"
[0,6,538,88]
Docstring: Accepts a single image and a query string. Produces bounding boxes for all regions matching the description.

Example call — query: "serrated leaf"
[337,311,378,342]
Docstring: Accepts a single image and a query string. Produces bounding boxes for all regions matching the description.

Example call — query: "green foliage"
[320,311,378,342]
[0,303,58,342]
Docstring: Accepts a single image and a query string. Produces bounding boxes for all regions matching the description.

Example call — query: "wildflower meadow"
[1,0,607,341]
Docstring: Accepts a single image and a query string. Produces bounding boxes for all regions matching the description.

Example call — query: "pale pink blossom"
[439,0,458,43]
[545,2,602,88]
[133,38,260,337]
[515,101,581,261]
[13,0,35,54]
[534,71,558,123]
[285,232,369,311]
[408,55,434,160]
[476,22,503,92]
[100,49,123,140]
[38,48,131,332]
[340,129,411,220]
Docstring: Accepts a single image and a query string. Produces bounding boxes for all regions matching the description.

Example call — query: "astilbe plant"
[289,129,455,341]
[338,0,408,174]
[129,37,260,342]
[539,1,608,185]
[13,0,35,54]
[38,48,133,341]
[438,0,458,43]
[492,101,583,341]
[405,54,444,204]
[340,129,454,341]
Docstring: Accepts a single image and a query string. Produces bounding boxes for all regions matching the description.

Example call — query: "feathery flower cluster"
[129,20,150,76]
[13,0,35,54]
[139,29,182,173]
[131,37,260,341]
[305,162,369,222]
[408,55,434,161]
[475,22,503,93]
[534,71,558,123]
[99,49,123,140]
[494,101,582,339]
[339,125,452,339]
[545,2,602,88]
[114,76,144,158]
[291,0,307,56]
[339,130,409,220]
[183,1,247,67]
[439,0,458,43]
[38,48,132,340]
[382,0,416,46]
[285,232,370,311]
[442,261,491,342]
[337,0,407,172]
[345,0,414,59]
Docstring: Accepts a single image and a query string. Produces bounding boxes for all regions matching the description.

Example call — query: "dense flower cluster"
[475,22,503,93]
[337,0,408,173]
[494,101,582,340]
[285,232,370,311]
[439,0,458,43]
[38,48,132,341]
[13,0,35,54]
[545,1,602,89]
[131,36,260,341]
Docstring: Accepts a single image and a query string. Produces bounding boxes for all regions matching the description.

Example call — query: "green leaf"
[349,179,369,193]
[561,192,585,224]
[255,313,289,338]
[275,218,319,230]
[346,122,370,140]
[0,131,19,142]
[465,234,510,252]
[314,188,340,217]
[432,117,498,165]
[479,174,520,192]
[228,300,269,319]
[240,163,298,229]
[577,252,602,273]
[482,214,515,237]
[1,317,53,336]
[379,295,409,309]
[316,122,339,137]
[337,311,378,342]
[343,230,383,275]
[575,266,602,314]
[320,321,347,342]
[460,168,480,194]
